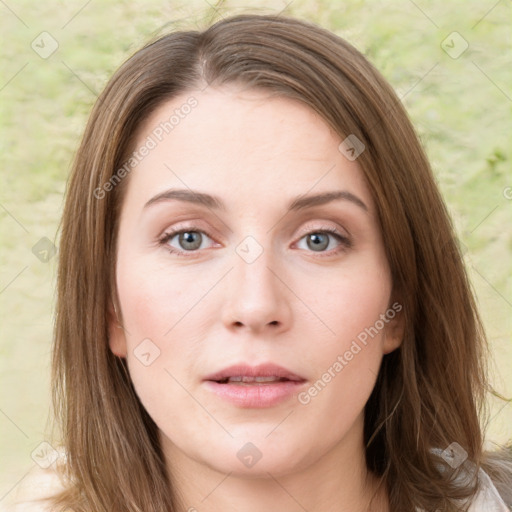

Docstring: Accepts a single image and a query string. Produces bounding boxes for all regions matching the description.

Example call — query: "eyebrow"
[144,188,368,213]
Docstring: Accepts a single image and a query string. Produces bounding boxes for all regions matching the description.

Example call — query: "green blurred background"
[1,0,511,502]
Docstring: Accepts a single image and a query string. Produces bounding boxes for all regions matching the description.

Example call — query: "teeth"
[226,376,285,383]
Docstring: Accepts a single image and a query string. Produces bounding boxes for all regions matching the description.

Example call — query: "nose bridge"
[233,234,278,299]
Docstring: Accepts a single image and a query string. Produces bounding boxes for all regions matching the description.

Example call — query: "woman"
[12,13,512,512]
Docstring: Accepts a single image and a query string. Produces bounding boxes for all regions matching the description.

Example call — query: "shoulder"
[467,467,510,511]
[2,451,68,512]
[415,448,510,512]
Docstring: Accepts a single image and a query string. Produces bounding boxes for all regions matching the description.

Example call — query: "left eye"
[295,229,349,253]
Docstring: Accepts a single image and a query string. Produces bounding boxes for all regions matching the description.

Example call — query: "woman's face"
[109,86,403,477]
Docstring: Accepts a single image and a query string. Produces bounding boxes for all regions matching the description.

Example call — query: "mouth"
[212,376,299,385]
[203,363,306,384]
[203,363,307,408]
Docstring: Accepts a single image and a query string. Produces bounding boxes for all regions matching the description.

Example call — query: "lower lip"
[203,380,306,408]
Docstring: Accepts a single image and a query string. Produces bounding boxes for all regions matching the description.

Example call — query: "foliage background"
[1,0,511,502]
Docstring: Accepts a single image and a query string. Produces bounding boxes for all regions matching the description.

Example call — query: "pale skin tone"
[109,85,404,512]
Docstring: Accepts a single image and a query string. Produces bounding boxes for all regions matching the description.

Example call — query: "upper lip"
[203,363,306,383]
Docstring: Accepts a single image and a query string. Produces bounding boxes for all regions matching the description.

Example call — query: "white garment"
[414,465,509,511]
[468,468,510,511]
[420,447,510,511]
[2,458,509,511]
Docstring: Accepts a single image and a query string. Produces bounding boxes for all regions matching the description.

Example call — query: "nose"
[221,241,292,334]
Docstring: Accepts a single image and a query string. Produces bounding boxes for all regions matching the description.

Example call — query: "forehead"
[125,86,373,212]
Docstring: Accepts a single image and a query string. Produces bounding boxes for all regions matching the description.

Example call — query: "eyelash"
[158,225,352,258]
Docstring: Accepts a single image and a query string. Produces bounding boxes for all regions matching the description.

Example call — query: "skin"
[109,85,404,512]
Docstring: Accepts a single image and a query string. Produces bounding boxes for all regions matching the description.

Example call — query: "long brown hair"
[50,13,511,511]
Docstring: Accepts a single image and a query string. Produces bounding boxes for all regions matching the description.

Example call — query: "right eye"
[159,227,217,256]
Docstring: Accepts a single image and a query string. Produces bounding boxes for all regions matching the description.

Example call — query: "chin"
[196,433,313,478]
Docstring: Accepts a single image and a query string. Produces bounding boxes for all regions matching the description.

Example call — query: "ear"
[108,301,128,358]
[382,301,405,355]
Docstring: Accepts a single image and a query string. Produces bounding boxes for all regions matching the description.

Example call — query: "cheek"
[300,264,391,418]
[319,263,391,348]
[117,256,199,340]
[116,256,209,419]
